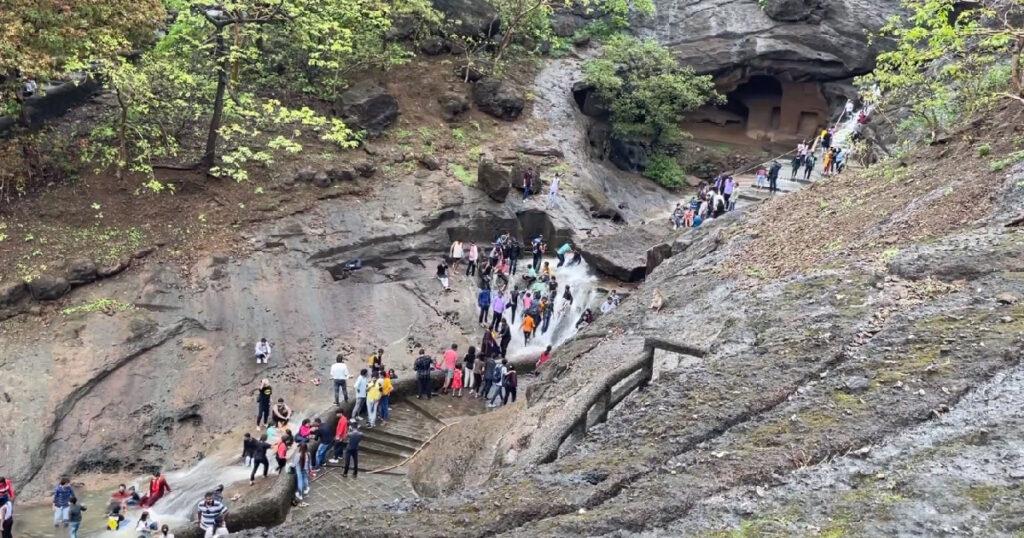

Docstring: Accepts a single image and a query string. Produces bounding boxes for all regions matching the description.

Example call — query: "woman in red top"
[535,345,552,371]
[139,471,170,508]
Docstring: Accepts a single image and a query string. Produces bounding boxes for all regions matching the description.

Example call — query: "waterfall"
[506,258,603,360]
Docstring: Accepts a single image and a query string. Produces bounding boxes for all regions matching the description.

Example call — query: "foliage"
[490,0,653,61]
[583,35,721,146]
[859,0,1024,139]
[61,298,135,316]
[644,153,685,188]
[71,0,439,188]
[449,163,476,185]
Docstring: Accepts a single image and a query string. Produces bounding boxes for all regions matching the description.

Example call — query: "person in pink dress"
[451,364,464,397]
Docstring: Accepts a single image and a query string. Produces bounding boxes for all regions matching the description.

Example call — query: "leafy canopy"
[859,0,1024,138]
[583,35,721,144]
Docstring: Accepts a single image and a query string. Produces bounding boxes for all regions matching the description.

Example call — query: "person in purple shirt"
[490,292,506,331]
[723,176,736,209]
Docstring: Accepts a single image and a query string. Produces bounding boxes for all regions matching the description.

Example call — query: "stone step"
[360,438,417,460]
[362,428,425,452]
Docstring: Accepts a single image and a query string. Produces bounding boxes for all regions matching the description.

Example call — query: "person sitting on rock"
[139,471,170,508]
[671,204,685,229]
[271,398,293,426]
[599,296,616,315]
[254,338,272,364]
[436,260,451,291]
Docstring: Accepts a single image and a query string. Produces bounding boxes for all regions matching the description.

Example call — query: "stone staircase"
[299,394,488,513]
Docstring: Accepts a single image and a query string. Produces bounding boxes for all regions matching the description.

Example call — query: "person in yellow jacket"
[366,375,383,428]
[380,371,395,424]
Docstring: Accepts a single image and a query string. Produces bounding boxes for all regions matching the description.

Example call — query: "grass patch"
[61,298,134,316]
[449,163,476,185]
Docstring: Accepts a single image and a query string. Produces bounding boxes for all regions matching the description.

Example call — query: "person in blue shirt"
[556,242,572,267]
[477,289,491,324]
[53,477,74,528]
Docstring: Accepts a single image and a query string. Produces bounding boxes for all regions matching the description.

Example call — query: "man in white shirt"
[353,370,369,420]
[330,356,350,405]
[548,174,561,208]
[600,296,616,315]
[255,338,271,364]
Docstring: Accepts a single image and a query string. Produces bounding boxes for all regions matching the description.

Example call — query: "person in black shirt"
[249,434,271,484]
[509,239,521,275]
[343,423,364,478]
[254,379,272,427]
[413,349,434,399]
[499,320,512,358]
[241,433,256,467]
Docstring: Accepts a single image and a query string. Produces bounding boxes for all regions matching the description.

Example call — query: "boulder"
[65,258,98,285]
[418,154,442,171]
[456,64,487,83]
[327,166,355,182]
[609,137,650,172]
[420,36,449,55]
[337,81,399,137]
[0,281,28,307]
[762,0,822,22]
[295,167,316,183]
[644,0,896,81]
[433,0,500,38]
[477,158,513,202]
[646,243,674,274]
[515,143,564,158]
[843,376,871,394]
[438,93,470,122]
[385,15,419,41]
[98,259,130,278]
[472,78,525,121]
[354,161,377,178]
[447,39,468,55]
[551,12,585,37]
[996,292,1020,305]
[313,171,332,188]
[28,274,71,301]
[580,227,673,282]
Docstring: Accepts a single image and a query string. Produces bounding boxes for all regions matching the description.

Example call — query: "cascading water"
[505,258,606,360]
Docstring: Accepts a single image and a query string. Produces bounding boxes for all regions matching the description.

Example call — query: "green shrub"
[977,143,992,157]
[644,153,684,188]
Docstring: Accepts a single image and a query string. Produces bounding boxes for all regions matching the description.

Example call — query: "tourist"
[414,349,434,399]
[67,496,85,538]
[440,343,459,393]
[140,471,170,508]
[509,238,522,275]
[274,434,289,474]
[254,337,271,364]
[522,167,534,199]
[330,355,350,405]
[790,154,803,180]
[711,190,727,218]
[803,153,817,181]
[472,353,486,398]
[294,419,312,444]
[462,346,477,394]
[671,204,685,229]
[105,505,125,531]
[822,146,835,176]
[521,312,536,343]
[436,259,451,291]
[577,305,593,327]
[255,379,272,427]
[536,345,553,370]
[821,128,833,151]
[0,478,14,501]
[294,443,311,505]
[368,348,384,377]
[755,166,767,188]
[271,398,293,425]
[329,412,349,463]
[548,173,561,208]
[503,367,518,405]
[380,370,395,423]
[723,176,736,208]
[540,297,553,334]
[196,491,228,537]
[531,235,544,271]
[343,422,364,478]
[136,511,156,534]
[508,286,521,322]
[157,524,174,538]
[314,417,334,470]
[465,242,479,276]
[265,423,279,444]
[241,433,256,467]
[498,320,512,358]
[487,359,508,408]
[353,369,369,419]
[366,374,382,428]
[451,363,464,396]
[490,291,506,331]
[481,354,497,399]
[449,240,464,270]
[477,287,491,324]
[554,241,571,267]
[600,296,616,315]
[0,492,10,538]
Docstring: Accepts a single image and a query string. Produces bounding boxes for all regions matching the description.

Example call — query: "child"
[452,364,464,397]
[242,433,256,467]
[106,505,125,531]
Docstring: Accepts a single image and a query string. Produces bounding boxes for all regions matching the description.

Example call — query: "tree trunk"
[201,24,229,170]
[116,88,128,181]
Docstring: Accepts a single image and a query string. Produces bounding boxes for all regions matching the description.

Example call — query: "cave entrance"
[731,75,783,141]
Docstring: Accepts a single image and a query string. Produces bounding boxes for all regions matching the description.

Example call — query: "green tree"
[860,0,1024,139]
[583,35,721,146]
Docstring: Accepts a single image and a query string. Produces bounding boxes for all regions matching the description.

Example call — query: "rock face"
[644,0,897,81]
[337,81,399,136]
[472,78,525,121]
[476,158,514,202]
[608,137,650,172]
[28,275,71,301]
[579,226,673,282]
[438,93,470,122]
[433,0,500,38]
[65,258,97,285]
[762,0,824,21]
